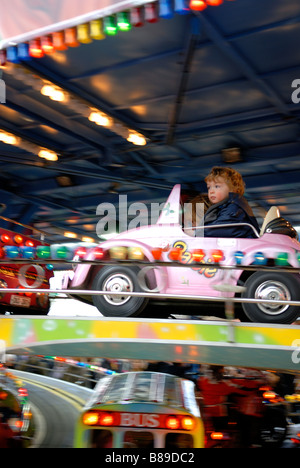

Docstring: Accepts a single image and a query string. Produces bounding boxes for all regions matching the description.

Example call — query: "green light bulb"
[117,12,131,31]
[56,246,69,259]
[36,246,51,258]
[275,252,289,266]
[104,16,118,35]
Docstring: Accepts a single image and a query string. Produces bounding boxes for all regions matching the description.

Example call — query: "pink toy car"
[64,185,300,324]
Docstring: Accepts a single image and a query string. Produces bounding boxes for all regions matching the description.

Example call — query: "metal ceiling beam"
[112,64,300,111]
[244,169,300,192]
[198,12,294,119]
[21,61,142,132]
[4,96,107,156]
[0,153,173,191]
[0,184,91,217]
[67,16,300,82]
[166,16,201,145]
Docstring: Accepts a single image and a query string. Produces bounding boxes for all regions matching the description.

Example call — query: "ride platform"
[0,316,299,372]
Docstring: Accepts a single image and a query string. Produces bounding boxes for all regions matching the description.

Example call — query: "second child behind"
[199,167,259,239]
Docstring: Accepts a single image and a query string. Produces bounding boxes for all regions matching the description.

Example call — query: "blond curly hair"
[205,166,245,196]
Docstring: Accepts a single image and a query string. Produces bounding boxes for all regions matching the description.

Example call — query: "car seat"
[260,206,280,236]
[260,207,298,239]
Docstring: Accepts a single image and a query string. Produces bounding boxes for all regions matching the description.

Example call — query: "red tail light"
[211,432,225,440]
[83,411,99,426]
[83,411,114,426]
[99,412,114,426]
[93,247,105,260]
[165,415,180,430]
[181,416,195,430]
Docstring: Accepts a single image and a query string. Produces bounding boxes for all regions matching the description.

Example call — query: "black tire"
[242,272,300,324]
[92,266,148,317]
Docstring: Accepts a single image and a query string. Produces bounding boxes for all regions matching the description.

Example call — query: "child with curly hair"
[201,166,259,238]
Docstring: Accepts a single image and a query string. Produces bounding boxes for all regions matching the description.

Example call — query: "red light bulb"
[168,247,182,261]
[41,36,54,54]
[1,234,10,243]
[75,247,87,259]
[0,50,7,67]
[25,240,35,247]
[52,32,68,51]
[189,0,207,10]
[192,249,205,262]
[152,247,163,260]
[211,249,224,263]
[14,235,23,244]
[93,247,105,260]
[145,3,159,22]
[65,28,80,48]
[206,0,223,5]
[130,7,144,27]
[29,39,44,58]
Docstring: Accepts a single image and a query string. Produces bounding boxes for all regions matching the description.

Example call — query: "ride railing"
[8,356,115,389]
[1,255,300,312]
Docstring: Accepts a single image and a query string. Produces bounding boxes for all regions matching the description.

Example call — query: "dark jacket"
[200,193,259,238]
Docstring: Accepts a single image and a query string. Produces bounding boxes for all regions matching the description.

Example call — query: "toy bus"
[74,371,205,448]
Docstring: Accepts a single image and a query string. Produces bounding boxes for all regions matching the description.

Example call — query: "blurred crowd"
[196,365,298,448]
[4,355,300,448]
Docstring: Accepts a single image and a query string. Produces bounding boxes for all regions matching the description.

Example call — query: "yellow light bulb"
[127,131,147,146]
[64,231,78,239]
[38,149,58,161]
[41,85,53,96]
[88,111,111,127]
[41,84,66,102]
[50,89,66,102]
[0,132,18,145]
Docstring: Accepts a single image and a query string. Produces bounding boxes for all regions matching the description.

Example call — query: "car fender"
[230,235,300,286]
[69,239,168,292]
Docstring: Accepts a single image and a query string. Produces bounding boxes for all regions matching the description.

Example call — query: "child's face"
[206,177,230,204]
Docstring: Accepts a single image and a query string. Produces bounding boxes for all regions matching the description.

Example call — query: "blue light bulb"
[159,0,174,18]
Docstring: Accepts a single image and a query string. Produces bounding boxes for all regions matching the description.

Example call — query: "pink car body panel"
[65,185,300,298]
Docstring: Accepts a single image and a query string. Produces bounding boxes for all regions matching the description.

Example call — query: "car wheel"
[242,272,300,324]
[92,266,148,317]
